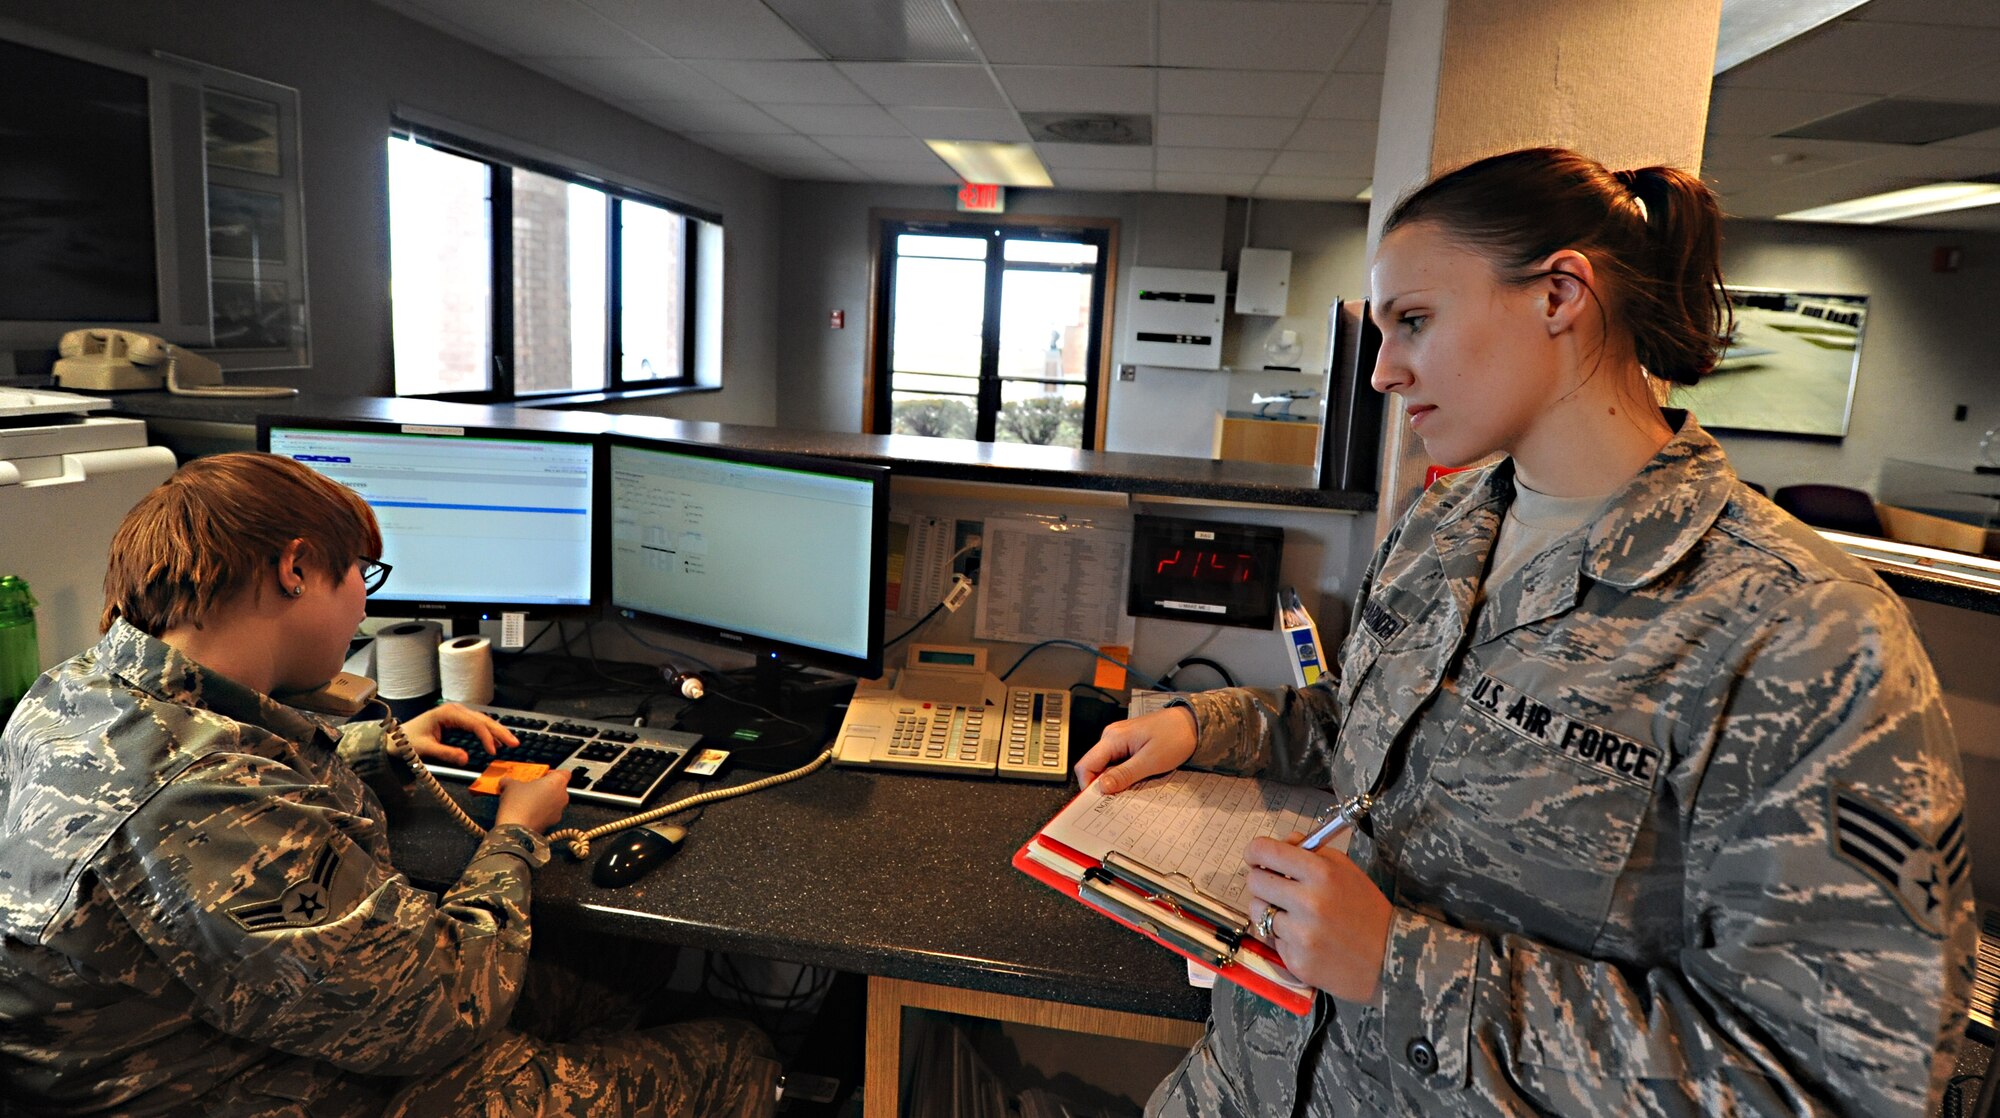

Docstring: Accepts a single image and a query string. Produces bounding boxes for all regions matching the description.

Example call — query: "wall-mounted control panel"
[1126,267,1226,369]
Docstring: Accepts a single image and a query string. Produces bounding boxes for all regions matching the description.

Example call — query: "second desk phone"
[832,644,1069,781]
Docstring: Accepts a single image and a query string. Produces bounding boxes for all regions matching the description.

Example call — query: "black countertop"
[111,391,1376,512]
[385,763,1213,1022]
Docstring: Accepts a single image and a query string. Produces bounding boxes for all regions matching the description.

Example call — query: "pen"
[1301,793,1373,851]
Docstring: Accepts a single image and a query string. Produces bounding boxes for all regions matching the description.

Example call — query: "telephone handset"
[283,671,832,860]
[51,329,298,398]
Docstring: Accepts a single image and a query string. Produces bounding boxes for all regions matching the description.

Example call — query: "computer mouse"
[591,823,687,888]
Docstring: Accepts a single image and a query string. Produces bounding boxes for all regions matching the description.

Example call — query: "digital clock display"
[1127,516,1284,629]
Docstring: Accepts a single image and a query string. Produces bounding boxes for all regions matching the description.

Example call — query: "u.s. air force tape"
[229,846,343,932]
[1463,672,1662,788]
[1830,783,1967,938]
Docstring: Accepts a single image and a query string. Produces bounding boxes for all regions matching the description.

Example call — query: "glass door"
[874,219,1109,449]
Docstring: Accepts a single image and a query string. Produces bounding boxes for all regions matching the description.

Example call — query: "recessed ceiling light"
[1777,182,2000,224]
[924,140,1053,188]
[1355,186,1372,201]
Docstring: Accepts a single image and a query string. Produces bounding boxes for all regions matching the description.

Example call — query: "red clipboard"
[1013,830,1315,1015]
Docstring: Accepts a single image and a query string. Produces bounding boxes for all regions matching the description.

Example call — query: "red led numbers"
[1154,549,1256,582]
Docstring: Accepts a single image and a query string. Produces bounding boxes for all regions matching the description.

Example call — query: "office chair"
[1742,480,1768,497]
[1772,484,1885,537]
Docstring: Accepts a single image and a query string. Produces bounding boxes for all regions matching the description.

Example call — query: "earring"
[289,586,304,598]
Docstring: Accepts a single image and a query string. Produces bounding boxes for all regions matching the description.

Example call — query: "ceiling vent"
[1778,99,2000,146]
[1022,113,1154,146]
[762,0,977,62]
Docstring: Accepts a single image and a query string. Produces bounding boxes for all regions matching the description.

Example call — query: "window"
[870,216,1115,450]
[387,127,716,400]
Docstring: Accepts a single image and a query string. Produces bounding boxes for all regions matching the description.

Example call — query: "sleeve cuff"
[475,823,553,870]
[1378,907,1482,1092]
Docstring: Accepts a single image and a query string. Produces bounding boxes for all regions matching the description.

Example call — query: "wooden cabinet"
[1215,415,1318,466]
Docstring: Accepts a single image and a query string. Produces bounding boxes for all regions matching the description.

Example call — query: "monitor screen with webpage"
[259,418,598,625]
[604,434,887,766]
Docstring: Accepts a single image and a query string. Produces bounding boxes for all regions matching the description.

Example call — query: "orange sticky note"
[1094,645,1130,691]
[469,760,550,795]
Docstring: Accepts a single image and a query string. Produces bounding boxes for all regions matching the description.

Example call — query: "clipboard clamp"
[1079,850,1253,968]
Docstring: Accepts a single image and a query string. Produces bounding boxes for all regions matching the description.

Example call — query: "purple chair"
[1772,484,1884,537]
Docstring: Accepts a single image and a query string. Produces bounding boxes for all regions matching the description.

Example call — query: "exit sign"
[957,182,1004,213]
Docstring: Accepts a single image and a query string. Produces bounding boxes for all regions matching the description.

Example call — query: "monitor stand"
[669,649,857,772]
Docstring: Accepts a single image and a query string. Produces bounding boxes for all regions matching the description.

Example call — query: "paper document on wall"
[1042,769,1336,916]
[888,512,953,617]
[974,516,1134,647]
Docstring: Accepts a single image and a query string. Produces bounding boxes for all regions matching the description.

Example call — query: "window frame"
[864,209,1120,450]
[388,121,716,403]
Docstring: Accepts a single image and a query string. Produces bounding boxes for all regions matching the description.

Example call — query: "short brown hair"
[102,452,382,636]
[1384,147,1732,386]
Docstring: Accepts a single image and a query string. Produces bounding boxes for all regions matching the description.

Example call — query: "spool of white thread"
[375,621,442,700]
[438,635,495,705]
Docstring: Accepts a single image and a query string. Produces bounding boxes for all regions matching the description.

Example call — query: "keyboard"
[831,685,1070,781]
[425,703,699,809]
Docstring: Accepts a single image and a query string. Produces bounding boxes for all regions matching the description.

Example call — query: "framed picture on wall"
[158,51,311,372]
[1676,286,1867,439]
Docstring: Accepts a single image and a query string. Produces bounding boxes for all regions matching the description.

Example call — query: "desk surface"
[387,763,1214,1023]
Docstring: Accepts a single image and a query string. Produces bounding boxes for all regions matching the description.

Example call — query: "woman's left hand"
[1245,832,1394,1003]
[400,703,518,767]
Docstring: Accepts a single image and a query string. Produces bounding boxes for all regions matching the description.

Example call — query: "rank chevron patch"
[1829,784,1967,938]
[228,846,343,932]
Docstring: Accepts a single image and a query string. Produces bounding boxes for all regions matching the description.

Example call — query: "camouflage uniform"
[0,620,779,1117]
[1149,414,1972,1117]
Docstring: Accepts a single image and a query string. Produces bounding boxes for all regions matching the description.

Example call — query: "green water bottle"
[0,576,40,731]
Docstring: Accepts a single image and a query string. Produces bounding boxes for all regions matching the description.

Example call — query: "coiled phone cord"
[373,698,835,859]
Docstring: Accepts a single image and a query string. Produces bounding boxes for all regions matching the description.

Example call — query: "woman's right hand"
[493,770,570,833]
[1074,705,1199,793]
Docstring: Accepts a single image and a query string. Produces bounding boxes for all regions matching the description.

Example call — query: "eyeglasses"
[357,557,392,594]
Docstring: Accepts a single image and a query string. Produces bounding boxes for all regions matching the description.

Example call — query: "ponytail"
[1386,148,1732,386]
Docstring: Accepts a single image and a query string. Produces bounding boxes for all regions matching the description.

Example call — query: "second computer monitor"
[604,435,888,681]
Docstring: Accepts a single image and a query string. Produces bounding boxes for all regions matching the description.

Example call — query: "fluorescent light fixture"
[1714,0,1871,75]
[924,140,1053,188]
[1776,182,2000,224]
[1355,185,1372,201]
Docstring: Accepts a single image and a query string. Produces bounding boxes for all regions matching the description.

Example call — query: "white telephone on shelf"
[52,329,298,398]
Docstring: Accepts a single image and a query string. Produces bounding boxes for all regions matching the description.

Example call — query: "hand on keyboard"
[404,703,520,767]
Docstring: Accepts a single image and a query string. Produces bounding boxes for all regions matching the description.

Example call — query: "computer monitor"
[603,434,888,765]
[259,417,599,629]
[0,19,212,352]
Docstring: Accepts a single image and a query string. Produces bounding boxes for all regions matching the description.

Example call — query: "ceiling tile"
[1054,168,1156,191]
[1305,71,1384,120]
[1266,148,1371,177]
[1718,20,2000,96]
[1158,114,1301,148]
[1155,170,1259,195]
[1160,70,1321,116]
[1285,117,1376,153]
[763,103,909,136]
[1035,142,1155,170]
[835,63,1010,108]
[1938,124,2000,150]
[848,160,963,185]
[814,134,942,162]
[762,158,873,182]
[403,0,649,59]
[1900,60,2000,106]
[628,100,793,134]
[956,1,1154,66]
[531,56,739,102]
[1335,4,1391,73]
[576,0,821,60]
[1157,146,1275,174]
[1705,88,1879,138]
[993,66,1156,113]
[1254,175,1370,200]
[887,106,1033,141]
[1851,0,2000,29]
[688,133,835,161]
[1160,2,1368,72]
[685,60,872,103]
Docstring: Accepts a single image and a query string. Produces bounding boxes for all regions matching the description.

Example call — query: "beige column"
[1363,0,1723,533]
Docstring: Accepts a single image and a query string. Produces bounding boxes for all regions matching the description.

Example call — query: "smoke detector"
[1021,113,1153,146]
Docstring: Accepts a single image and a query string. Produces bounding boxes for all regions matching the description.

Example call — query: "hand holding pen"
[1242,791,1392,1004]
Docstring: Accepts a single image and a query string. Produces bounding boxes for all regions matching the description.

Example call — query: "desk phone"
[832,645,1069,781]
